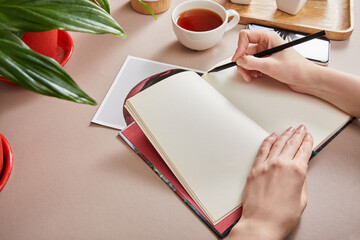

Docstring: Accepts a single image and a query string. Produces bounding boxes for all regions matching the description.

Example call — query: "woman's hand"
[231,30,317,94]
[228,125,313,240]
[232,29,360,118]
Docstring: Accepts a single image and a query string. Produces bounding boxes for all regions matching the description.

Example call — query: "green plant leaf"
[0,29,97,105]
[11,31,24,38]
[91,0,110,14]
[0,0,125,38]
[137,0,157,20]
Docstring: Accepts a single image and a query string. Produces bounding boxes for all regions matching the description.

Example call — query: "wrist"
[228,218,284,240]
[301,63,334,98]
[292,62,325,96]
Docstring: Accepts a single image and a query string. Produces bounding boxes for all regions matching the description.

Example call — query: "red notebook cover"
[120,122,241,238]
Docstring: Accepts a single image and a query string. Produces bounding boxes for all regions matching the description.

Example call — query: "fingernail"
[298,125,306,131]
[288,127,295,133]
[306,133,312,139]
[250,72,258,78]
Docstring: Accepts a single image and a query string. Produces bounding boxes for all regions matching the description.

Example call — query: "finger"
[245,43,269,56]
[236,55,273,74]
[279,125,307,159]
[250,71,263,78]
[252,132,278,168]
[232,30,250,61]
[232,30,285,62]
[267,126,296,160]
[236,66,252,82]
[236,67,262,82]
[293,133,314,165]
[232,30,269,61]
[243,44,261,56]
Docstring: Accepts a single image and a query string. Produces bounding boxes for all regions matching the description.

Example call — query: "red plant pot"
[0,29,74,83]
[22,29,58,58]
[0,134,13,192]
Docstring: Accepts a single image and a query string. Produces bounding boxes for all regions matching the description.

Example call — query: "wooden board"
[214,0,354,40]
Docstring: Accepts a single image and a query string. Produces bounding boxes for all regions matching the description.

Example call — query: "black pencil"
[208,30,326,73]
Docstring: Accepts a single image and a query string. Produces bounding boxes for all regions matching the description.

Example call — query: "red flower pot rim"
[0,30,74,83]
[0,133,13,192]
[57,30,74,66]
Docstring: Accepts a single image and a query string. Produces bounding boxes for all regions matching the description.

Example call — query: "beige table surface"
[0,1,359,239]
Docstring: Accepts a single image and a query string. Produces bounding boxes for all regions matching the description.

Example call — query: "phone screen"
[246,24,330,65]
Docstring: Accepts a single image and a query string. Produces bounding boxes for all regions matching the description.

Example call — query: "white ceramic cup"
[171,0,240,51]
[276,0,307,15]
[230,0,252,5]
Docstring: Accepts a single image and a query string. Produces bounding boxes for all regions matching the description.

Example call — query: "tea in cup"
[172,0,240,51]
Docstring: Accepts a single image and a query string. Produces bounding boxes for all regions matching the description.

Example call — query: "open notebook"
[122,60,351,233]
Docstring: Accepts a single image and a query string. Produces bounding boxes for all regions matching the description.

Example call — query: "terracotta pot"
[131,0,171,15]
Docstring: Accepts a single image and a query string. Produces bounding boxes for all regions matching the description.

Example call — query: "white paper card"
[92,56,204,130]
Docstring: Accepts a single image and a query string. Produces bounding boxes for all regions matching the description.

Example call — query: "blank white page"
[126,71,268,224]
[203,65,351,149]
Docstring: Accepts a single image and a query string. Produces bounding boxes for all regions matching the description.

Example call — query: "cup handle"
[225,9,240,32]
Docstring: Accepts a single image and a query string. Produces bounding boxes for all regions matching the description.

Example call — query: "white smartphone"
[246,24,330,65]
